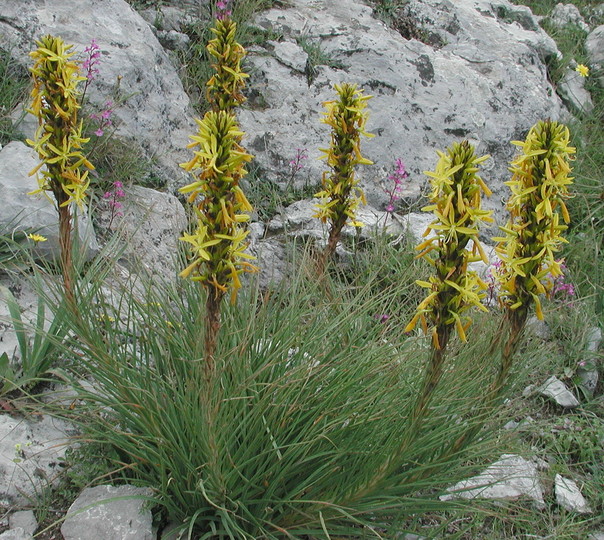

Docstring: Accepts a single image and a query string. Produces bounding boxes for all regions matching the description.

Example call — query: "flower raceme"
[493,120,575,320]
[206,18,248,113]
[406,141,493,348]
[315,83,373,245]
[27,35,94,209]
[179,111,256,301]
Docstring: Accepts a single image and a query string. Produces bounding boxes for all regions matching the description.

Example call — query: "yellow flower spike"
[179,110,256,302]
[495,120,574,316]
[206,18,248,113]
[314,83,373,271]
[407,140,492,347]
[27,35,94,209]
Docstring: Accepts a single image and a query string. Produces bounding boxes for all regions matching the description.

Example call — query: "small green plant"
[26,35,95,302]
[315,83,373,272]
[0,283,68,395]
[296,37,346,83]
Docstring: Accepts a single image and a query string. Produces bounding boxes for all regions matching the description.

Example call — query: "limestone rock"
[266,40,309,73]
[537,376,580,408]
[95,185,188,279]
[8,511,37,537]
[550,3,590,32]
[0,0,196,190]
[558,66,594,113]
[61,485,153,540]
[0,529,33,540]
[555,474,592,513]
[0,414,75,505]
[586,25,604,87]
[241,0,564,227]
[0,142,99,263]
[525,315,551,340]
[586,326,602,352]
[440,453,545,508]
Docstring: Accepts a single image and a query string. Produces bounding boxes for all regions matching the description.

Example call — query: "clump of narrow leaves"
[315,83,373,270]
[206,17,248,112]
[27,35,94,300]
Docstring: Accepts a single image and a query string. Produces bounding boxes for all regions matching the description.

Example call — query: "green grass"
[0,46,29,145]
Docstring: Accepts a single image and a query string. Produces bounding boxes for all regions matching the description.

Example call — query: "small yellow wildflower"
[27,233,47,243]
[575,64,589,77]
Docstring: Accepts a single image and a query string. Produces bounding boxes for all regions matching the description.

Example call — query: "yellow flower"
[575,64,589,77]
[27,233,47,243]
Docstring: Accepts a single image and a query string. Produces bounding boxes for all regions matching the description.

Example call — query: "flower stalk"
[314,83,373,274]
[179,112,255,373]
[405,140,492,430]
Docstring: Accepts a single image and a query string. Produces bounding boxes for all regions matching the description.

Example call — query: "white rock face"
[440,453,545,508]
[555,474,592,513]
[61,485,153,540]
[586,25,604,87]
[537,375,580,408]
[0,414,75,505]
[240,0,564,226]
[95,185,188,279]
[550,3,590,32]
[0,0,196,190]
[0,142,99,262]
[558,67,594,113]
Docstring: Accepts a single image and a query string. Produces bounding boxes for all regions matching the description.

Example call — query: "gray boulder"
[555,474,592,513]
[0,0,196,191]
[240,0,565,227]
[61,485,153,540]
[440,453,545,508]
[537,375,580,408]
[586,25,604,87]
[549,3,590,32]
[0,414,75,505]
[0,141,99,262]
[95,185,188,279]
[558,65,594,113]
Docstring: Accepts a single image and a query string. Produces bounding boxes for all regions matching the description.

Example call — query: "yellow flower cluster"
[179,111,256,300]
[206,18,248,112]
[26,35,94,208]
[406,141,493,347]
[314,83,373,231]
[494,120,574,319]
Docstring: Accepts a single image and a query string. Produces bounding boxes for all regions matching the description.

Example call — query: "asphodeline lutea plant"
[314,83,373,271]
[206,17,248,113]
[345,141,493,505]
[179,110,255,374]
[27,35,94,302]
[491,119,574,394]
